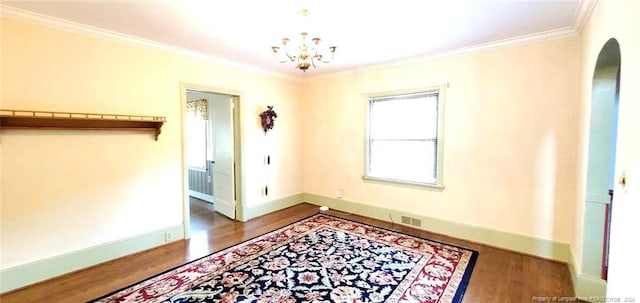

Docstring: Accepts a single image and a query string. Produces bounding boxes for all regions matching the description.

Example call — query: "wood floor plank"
[0,202,576,302]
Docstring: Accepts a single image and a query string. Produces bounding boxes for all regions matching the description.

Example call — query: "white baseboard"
[303,192,571,262]
[1,192,599,297]
[303,193,611,298]
[188,190,213,203]
[239,193,305,221]
[0,224,184,294]
[574,273,607,298]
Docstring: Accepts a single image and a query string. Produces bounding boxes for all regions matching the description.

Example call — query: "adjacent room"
[1,0,639,302]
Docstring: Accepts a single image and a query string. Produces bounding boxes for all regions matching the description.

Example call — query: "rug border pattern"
[89,213,478,303]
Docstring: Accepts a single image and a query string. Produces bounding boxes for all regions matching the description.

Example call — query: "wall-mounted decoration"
[0,109,166,140]
[259,106,278,133]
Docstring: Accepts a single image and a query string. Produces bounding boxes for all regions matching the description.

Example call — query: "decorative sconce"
[259,106,278,133]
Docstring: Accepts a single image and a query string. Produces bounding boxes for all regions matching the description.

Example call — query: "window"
[185,119,208,169]
[185,98,210,169]
[365,87,445,187]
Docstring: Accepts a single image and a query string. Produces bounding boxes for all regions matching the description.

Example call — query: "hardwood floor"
[189,196,217,233]
[0,203,576,303]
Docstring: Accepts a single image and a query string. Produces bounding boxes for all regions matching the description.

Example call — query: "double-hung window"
[365,87,445,188]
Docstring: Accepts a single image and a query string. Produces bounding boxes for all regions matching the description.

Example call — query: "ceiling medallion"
[271,9,336,73]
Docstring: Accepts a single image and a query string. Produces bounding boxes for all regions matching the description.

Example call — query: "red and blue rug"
[90,214,477,303]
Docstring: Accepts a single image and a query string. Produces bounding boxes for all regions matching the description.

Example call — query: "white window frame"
[363,86,445,189]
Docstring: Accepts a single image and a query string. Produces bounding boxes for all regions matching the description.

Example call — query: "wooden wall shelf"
[0,109,166,140]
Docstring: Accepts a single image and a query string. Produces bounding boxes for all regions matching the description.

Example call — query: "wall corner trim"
[569,248,607,298]
[0,224,184,294]
[575,274,608,298]
[572,0,598,33]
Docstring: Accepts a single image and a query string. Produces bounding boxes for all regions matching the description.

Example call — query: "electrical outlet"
[336,188,344,199]
[165,232,172,242]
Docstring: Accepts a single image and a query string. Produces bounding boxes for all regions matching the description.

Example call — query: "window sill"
[362,176,445,191]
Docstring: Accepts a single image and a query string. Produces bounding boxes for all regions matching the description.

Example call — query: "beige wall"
[302,37,581,244]
[576,0,640,295]
[0,17,303,269]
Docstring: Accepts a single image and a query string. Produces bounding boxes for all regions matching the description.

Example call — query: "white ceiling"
[2,0,587,77]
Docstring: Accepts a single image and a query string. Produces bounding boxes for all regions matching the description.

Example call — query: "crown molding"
[2,2,591,82]
[388,26,580,66]
[0,5,301,81]
[301,1,596,81]
[306,26,580,81]
[572,0,598,33]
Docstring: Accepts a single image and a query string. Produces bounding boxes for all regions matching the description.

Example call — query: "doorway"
[581,38,621,282]
[181,84,243,239]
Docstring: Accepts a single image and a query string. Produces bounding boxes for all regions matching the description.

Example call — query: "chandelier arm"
[274,53,290,63]
[285,51,296,62]
[318,47,336,63]
[318,56,332,64]
[272,46,292,63]
[311,48,320,68]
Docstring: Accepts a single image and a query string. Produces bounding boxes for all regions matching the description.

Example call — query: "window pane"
[369,140,436,184]
[186,119,207,168]
[366,89,442,186]
[370,94,438,140]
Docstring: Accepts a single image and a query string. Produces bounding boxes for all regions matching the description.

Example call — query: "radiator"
[188,168,212,195]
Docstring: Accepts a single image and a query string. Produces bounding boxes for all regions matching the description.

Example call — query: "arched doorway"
[582,38,621,283]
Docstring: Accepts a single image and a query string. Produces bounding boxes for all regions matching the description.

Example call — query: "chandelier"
[271,9,336,73]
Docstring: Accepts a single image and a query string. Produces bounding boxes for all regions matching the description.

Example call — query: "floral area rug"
[90,214,478,303]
